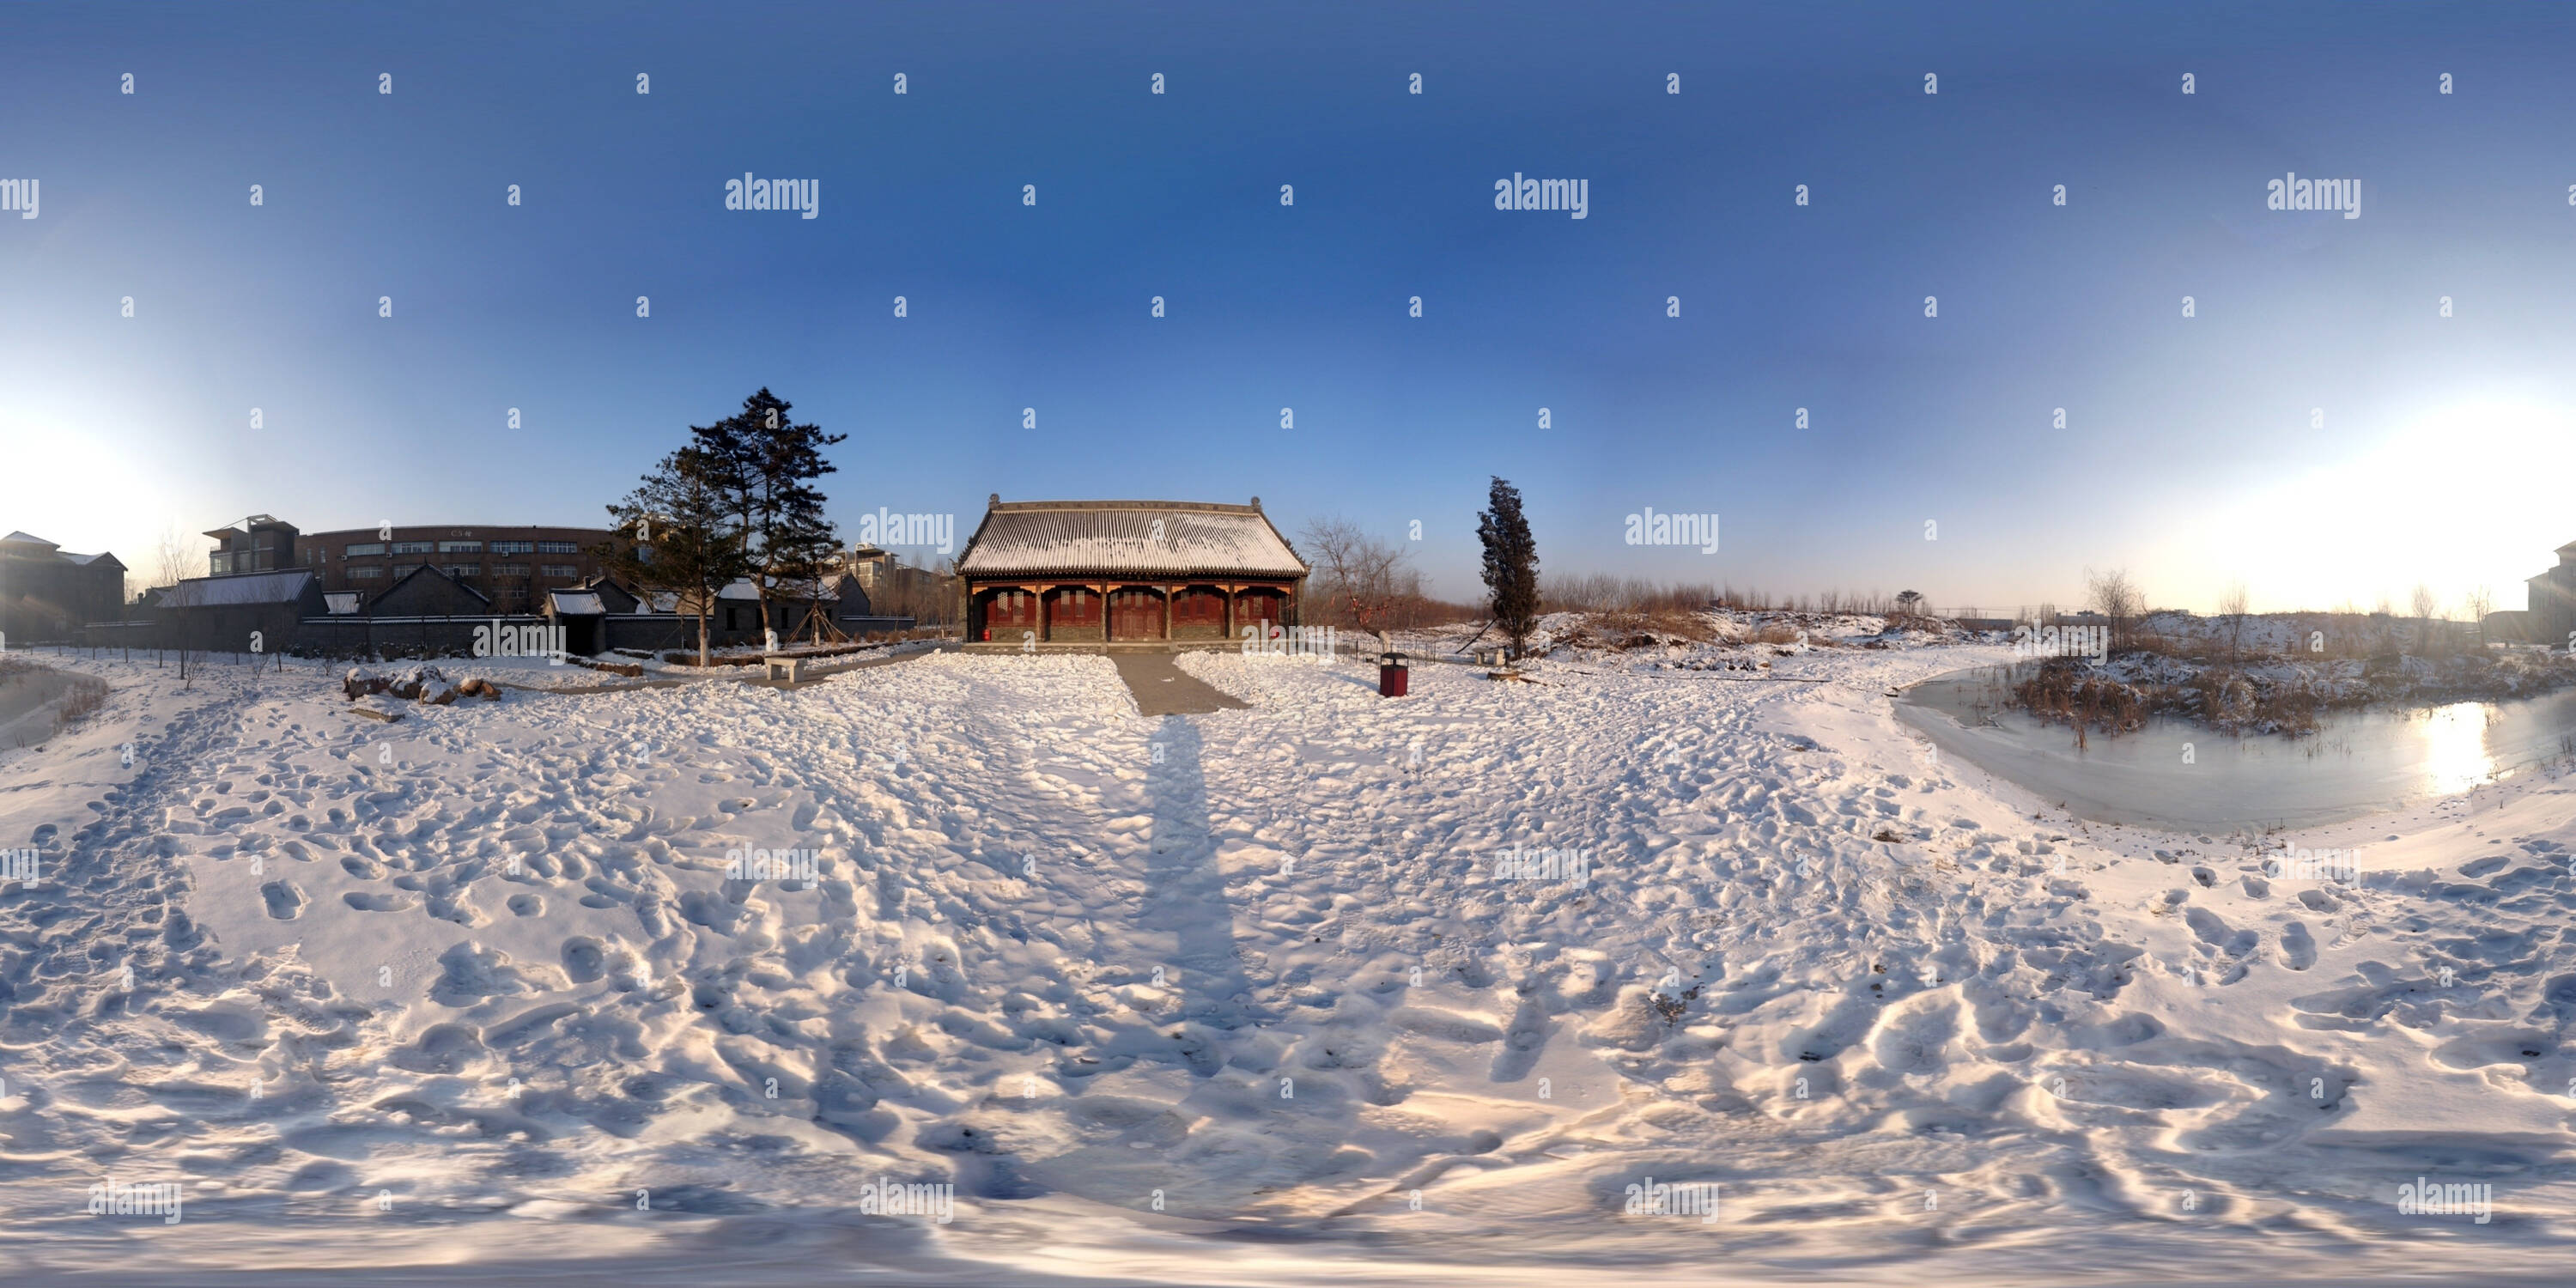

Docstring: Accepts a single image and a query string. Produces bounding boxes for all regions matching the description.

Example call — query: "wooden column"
[1161,586,1173,640]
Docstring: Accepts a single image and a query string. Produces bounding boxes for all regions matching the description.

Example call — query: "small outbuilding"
[155,568,327,652]
[545,587,610,655]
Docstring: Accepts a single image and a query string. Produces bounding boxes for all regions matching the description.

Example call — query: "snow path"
[0,648,2573,1284]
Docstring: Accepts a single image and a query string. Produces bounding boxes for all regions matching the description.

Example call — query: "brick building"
[203,517,618,615]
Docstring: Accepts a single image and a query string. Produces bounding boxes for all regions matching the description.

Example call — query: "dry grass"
[2010,660,2147,742]
[53,674,109,732]
[2188,668,2324,735]
[1556,609,1720,651]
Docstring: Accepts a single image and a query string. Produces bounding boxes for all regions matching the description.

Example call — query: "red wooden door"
[1172,587,1224,629]
[1110,590,1162,640]
[1237,589,1284,635]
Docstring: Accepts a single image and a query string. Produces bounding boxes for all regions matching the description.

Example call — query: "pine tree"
[690,389,848,643]
[598,447,752,667]
[1477,476,1540,660]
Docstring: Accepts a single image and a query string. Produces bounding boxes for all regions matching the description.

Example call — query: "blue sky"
[6,2,2576,614]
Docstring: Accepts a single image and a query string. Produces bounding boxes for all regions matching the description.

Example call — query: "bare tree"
[1300,516,1413,648]
[2214,581,2251,662]
[2409,583,2440,653]
[2085,567,2142,652]
[2463,584,2494,647]
[153,524,205,592]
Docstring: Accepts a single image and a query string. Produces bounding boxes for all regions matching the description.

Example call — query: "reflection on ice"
[2418,702,2498,799]
[1899,669,2575,831]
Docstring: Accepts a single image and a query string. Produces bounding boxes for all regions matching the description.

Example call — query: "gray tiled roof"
[958,501,1307,579]
[158,570,315,607]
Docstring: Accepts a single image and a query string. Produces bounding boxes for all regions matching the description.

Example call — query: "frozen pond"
[0,662,81,750]
[1897,665,2576,831]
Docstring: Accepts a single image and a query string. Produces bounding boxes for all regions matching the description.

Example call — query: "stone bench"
[762,654,804,683]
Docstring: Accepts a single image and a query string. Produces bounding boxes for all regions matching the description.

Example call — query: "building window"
[537,541,580,555]
[1174,587,1225,626]
[444,564,480,578]
[494,563,531,577]
[541,564,578,578]
[489,540,534,555]
[391,541,434,555]
[439,540,483,554]
[349,566,383,580]
[344,543,385,557]
[1050,587,1101,627]
[392,564,426,578]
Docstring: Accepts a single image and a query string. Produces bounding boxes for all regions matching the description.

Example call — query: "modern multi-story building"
[847,544,952,624]
[202,516,617,615]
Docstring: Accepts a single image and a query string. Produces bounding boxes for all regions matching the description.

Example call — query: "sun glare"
[2198,401,2575,612]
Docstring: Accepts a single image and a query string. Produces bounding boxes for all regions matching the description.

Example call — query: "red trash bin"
[1377,652,1409,697]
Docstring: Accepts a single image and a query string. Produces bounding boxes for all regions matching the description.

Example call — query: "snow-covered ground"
[1,640,2573,1285]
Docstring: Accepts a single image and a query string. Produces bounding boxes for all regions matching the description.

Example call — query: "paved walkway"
[1110,651,1249,715]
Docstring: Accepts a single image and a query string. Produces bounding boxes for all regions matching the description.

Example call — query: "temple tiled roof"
[958,500,1307,580]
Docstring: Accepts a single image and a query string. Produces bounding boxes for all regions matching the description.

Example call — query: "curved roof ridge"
[959,498,1307,580]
